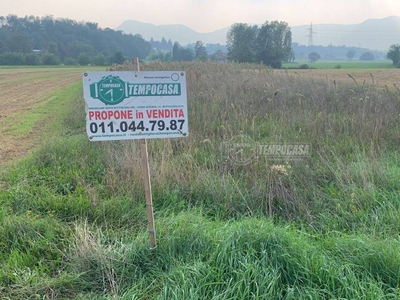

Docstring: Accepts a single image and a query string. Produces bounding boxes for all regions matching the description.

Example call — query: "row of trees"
[2,14,398,68]
[0,15,219,65]
[292,43,384,61]
[0,51,127,66]
[148,41,209,62]
[308,50,375,63]
[307,44,399,65]
[170,41,208,61]
[226,21,293,68]
[150,37,173,52]
[0,15,152,65]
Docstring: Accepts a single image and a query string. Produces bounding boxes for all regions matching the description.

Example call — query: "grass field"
[1,62,400,299]
[283,60,393,69]
[0,67,102,170]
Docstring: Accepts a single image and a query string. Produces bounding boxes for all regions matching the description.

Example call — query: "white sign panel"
[82,71,188,141]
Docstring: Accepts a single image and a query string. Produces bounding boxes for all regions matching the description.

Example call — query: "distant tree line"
[148,41,208,62]
[298,43,400,65]
[0,15,152,65]
[292,43,384,61]
[149,37,173,52]
[148,38,228,62]
[306,50,372,63]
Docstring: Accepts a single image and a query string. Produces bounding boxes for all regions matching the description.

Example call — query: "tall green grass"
[1,62,400,298]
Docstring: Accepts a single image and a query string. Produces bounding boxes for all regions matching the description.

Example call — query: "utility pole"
[306,22,316,47]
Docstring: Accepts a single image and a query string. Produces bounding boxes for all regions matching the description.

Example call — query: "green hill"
[0,15,152,65]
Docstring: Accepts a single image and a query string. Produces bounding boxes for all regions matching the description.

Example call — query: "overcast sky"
[1,0,399,32]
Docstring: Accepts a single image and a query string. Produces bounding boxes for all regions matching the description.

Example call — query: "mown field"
[1,62,400,299]
[0,66,102,169]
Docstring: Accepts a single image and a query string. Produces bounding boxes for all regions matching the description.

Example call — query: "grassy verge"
[4,82,82,137]
[1,62,400,298]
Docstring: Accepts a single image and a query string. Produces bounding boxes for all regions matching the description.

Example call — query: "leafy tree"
[92,53,106,65]
[25,53,40,65]
[387,44,400,66]
[164,52,172,62]
[0,40,5,54]
[148,51,172,62]
[210,50,229,62]
[110,51,125,64]
[148,50,164,61]
[6,34,31,53]
[227,23,257,63]
[359,52,375,61]
[47,41,60,56]
[194,40,207,60]
[64,57,77,65]
[286,49,295,63]
[161,37,168,49]
[308,52,320,63]
[172,42,180,61]
[179,48,194,61]
[0,52,25,65]
[41,52,60,65]
[255,21,292,68]
[65,42,94,59]
[167,39,173,50]
[77,53,91,65]
[346,49,356,61]
[172,42,194,61]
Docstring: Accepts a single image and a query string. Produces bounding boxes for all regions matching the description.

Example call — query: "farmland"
[1,62,400,299]
[283,60,393,70]
[0,67,101,169]
[280,68,400,91]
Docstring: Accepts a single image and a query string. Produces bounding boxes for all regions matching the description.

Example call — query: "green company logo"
[90,75,181,105]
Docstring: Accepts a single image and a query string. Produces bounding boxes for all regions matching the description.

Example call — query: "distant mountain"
[117,16,400,51]
[116,20,229,45]
[291,16,400,51]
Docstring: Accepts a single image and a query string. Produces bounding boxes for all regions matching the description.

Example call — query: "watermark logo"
[222,135,311,165]
[222,135,257,165]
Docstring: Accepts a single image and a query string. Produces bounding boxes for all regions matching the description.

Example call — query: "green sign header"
[90,75,181,105]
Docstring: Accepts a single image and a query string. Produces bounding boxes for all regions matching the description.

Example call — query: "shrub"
[298,63,310,69]
[359,52,375,61]
[92,54,106,66]
[41,52,60,65]
[77,53,91,65]
[64,57,77,65]
[0,52,25,65]
[24,53,40,65]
